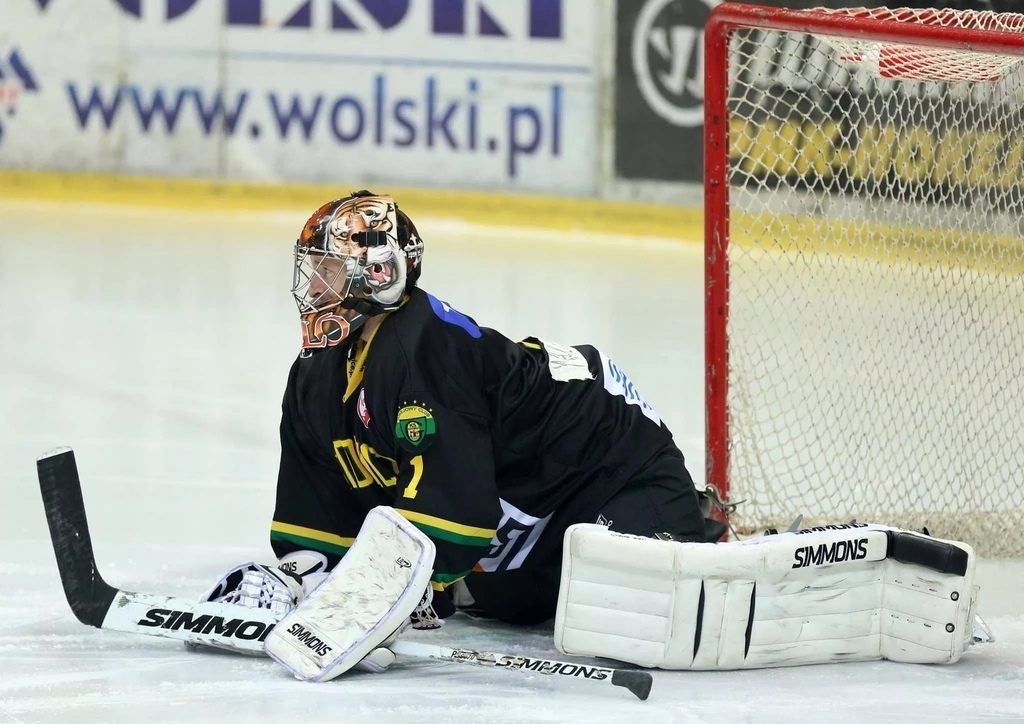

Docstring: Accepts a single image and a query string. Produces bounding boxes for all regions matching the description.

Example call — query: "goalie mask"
[292,191,423,352]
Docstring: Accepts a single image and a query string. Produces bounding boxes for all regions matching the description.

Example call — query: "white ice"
[0,199,1021,723]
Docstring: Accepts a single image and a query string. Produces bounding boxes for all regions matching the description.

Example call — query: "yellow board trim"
[393,508,496,539]
[731,209,1024,275]
[0,170,703,243]
[270,521,355,549]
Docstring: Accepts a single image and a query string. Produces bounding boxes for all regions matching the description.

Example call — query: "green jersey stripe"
[409,520,494,547]
[270,529,351,556]
[432,570,474,583]
[430,569,474,589]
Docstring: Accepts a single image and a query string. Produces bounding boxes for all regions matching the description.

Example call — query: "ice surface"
[0,199,1021,723]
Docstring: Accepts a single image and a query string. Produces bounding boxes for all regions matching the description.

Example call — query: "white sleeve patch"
[539,339,594,382]
[598,352,661,425]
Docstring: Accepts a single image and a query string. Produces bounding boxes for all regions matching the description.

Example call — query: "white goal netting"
[712,6,1024,556]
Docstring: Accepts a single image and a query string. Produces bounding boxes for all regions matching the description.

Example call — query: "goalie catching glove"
[202,551,328,615]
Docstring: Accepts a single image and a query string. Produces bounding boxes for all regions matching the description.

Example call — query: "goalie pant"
[553,523,980,668]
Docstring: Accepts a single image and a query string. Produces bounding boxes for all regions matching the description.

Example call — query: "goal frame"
[703,2,1024,512]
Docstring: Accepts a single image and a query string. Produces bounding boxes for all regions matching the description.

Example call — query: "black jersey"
[271,287,678,591]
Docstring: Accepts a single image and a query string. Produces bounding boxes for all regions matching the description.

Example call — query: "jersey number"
[475,500,553,573]
[402,456,424,500]
[479,519,534,572]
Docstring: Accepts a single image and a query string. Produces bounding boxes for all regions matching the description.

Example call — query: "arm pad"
[554,523,979,669]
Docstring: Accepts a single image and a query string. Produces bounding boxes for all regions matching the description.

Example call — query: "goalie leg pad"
[553,524,978,670]
[264,506,435,681]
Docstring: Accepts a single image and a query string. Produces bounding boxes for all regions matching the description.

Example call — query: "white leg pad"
[265,506,434,681]
[554,524,978,669]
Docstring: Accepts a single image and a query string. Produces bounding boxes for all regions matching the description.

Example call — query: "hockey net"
[705,5,1024,556]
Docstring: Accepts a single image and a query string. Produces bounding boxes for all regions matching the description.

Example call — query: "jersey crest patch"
[357,388,371,429]
[395,403,436,452]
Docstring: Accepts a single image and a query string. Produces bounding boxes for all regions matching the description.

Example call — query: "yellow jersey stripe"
[270,521,355,549]
[393,508,496,540]
[343,318,385,402]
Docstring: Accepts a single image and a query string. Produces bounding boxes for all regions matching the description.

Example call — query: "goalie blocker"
[554,523,979,669]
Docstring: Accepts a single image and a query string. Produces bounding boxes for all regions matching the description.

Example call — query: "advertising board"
[0,1,600,194]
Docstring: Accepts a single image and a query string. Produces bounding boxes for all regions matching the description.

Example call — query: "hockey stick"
[391,641,652,700]
[37,447,278,652]
[37,447,653,700]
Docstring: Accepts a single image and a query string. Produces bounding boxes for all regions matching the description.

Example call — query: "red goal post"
[704,4,1024,555]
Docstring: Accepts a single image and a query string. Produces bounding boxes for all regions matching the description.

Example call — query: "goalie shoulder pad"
[553,523,978,670]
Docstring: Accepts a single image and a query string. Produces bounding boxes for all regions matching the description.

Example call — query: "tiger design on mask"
[293,193,418,352]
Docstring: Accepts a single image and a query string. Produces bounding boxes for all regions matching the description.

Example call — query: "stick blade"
[611,669,653,701]
[37,447,116,627]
